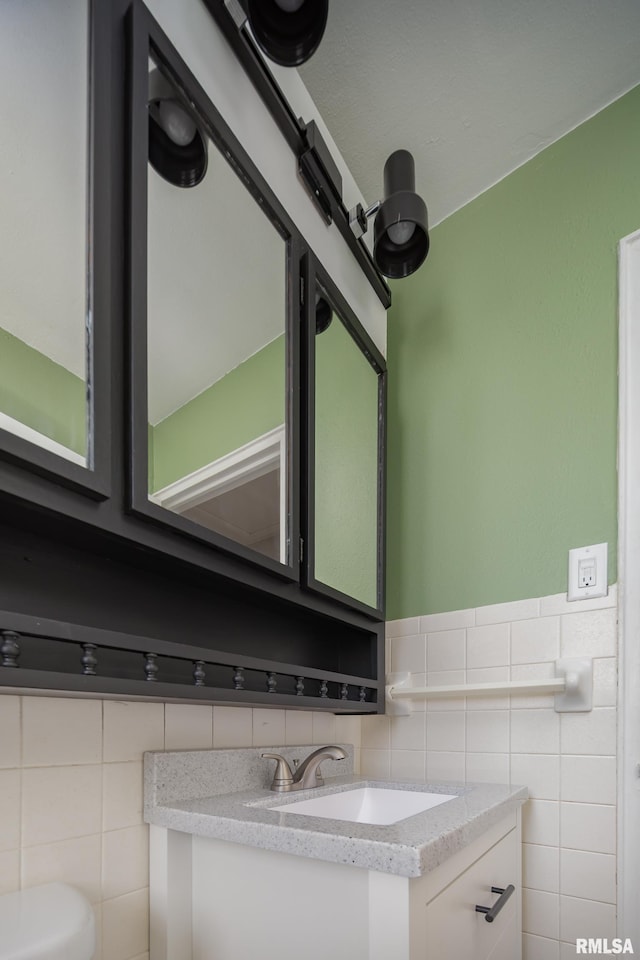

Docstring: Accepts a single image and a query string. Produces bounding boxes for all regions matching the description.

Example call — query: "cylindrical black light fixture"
[374,150,429,279]
[148,69,208,188]
[246,0,328,67]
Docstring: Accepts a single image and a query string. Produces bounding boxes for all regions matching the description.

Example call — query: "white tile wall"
[0,696,361,960]
[364,585,618,956]
[0,585,618,959]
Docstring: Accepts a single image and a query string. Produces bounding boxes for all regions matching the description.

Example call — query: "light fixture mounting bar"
[298,119,343,224]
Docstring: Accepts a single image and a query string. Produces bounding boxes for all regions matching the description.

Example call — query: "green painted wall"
[387,84,640,619]
[0,328,86,456]
[315,315,379,607]
[150,335,285,491]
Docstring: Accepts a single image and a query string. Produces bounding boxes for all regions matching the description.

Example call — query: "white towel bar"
[385,658,592,715]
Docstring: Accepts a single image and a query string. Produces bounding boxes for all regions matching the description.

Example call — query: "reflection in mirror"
[146,61,288,564]
[314,286,380,608]
[0,0,90,466]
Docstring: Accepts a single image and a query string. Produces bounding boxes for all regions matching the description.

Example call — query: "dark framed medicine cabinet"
[0,0,387,714]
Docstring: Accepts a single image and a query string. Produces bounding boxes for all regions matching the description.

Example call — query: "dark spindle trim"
[193,661,206,686]
[0,631,20,668]
[0,616,381,711]
[81,643,98,676]
[144,652,159,681]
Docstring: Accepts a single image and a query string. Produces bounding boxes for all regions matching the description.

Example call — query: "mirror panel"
[145,61,288,564]
[313,284,381,609]
[0,0,90,467]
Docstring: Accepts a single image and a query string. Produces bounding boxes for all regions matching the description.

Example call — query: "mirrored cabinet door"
[0,0,109,494]
[0,0,88,465]
[305,262,386,616]
[129,10,297,576]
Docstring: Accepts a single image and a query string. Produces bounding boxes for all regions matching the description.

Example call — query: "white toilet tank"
[0,882,95,960]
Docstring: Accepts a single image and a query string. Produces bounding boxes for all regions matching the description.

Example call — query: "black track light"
[148,69,208,188]
[349,149,429,280]
[246,0,328,67]
[373,150,429,279]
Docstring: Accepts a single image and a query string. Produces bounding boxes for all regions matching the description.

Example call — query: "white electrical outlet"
[568,543,608,601]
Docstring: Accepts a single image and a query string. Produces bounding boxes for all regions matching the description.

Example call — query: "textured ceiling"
[299,0,640,227]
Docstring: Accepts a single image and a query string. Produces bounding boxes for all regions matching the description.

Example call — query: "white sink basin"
[269,787,457,825]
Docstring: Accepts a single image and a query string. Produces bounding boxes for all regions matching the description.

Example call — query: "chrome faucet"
[262,745,346,792]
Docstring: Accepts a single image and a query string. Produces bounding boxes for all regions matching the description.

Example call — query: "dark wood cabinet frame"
[0,0,387,713]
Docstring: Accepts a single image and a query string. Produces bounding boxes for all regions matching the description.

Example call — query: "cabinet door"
[421,827,519,960]
[0,0,110,498]
[486,914,518,960]
[128,3,300,580]
[303,256,386,618]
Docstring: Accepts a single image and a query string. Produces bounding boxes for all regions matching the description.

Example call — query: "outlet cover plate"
[567,542,608,602]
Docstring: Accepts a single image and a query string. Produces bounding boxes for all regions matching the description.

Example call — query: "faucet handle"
[261,753,294,788]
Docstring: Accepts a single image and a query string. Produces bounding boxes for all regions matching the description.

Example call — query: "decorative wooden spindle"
[266,671,277,694]
[340,683,349,701]
[233,667,245,690]
[81,643,97,676]
[359,686,367,703]
[144,653,159,681]
[320,679,329,699]
[295,676,305,697]
[0,631,20,668]
[193,661,206,687]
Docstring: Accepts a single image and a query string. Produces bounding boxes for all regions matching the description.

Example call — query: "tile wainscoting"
[0,696,361,960]
[361,587,618,960]
[0,586,618,960]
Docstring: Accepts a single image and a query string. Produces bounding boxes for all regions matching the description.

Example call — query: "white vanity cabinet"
[414,813,521,960]
[150,810,521,960]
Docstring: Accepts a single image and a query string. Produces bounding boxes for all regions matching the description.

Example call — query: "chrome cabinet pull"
[475,884,515,923]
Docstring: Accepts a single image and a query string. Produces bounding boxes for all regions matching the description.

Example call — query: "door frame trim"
[150,424,286,561]
[617,226,640,940]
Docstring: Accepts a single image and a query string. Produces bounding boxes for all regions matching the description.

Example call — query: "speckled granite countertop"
[144,746,527,879]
